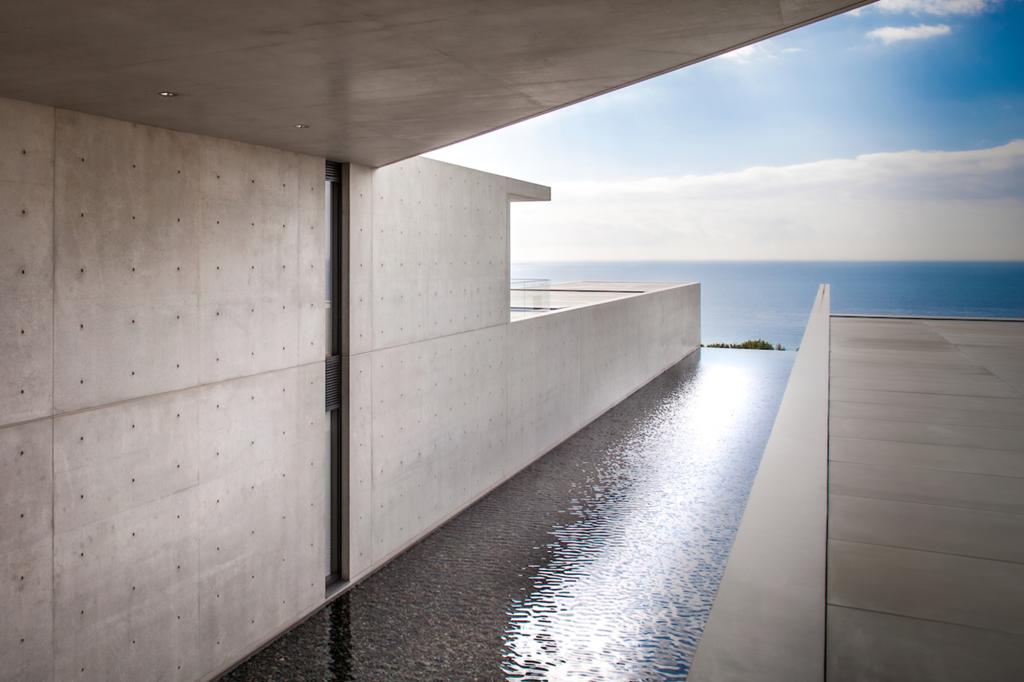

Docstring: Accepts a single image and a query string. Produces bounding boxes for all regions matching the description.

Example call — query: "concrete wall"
[2,98,700,679]
[344,158,522,576]
[343,156,699,582]
[0,96,326,681]
[508,285,700,477]
[690,284,831,682]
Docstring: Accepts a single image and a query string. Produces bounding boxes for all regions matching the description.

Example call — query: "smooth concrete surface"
[0,420,53,681]
[341,156,549,579]
[0,98,326,682]
[0,97,53,427]
[2,98,699,679]
[690,284,830,682]
[341,156,698,581]
[0,1,871,166]
[826,606,1024,682]
[509,282,701,476]
[353,281,699,578]
[0,97,58,682]
[827,316,1024,682]
[369,158,525,350]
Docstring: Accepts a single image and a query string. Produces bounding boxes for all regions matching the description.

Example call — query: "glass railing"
[510,278,555,312]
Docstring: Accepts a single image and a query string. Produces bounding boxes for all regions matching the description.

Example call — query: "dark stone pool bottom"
[224,348,794,681]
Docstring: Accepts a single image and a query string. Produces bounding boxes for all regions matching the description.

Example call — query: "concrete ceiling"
[0,0,871,167]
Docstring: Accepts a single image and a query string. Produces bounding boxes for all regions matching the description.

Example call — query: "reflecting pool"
[225,348,794,681]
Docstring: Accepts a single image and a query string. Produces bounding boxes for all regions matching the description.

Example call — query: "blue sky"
[428,0,1024,261]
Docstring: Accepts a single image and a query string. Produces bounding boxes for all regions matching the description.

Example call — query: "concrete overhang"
[507,177,551,202]
[0,0,872,167]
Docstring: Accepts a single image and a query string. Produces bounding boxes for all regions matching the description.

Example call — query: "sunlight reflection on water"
[502,351,788,680]
[225,348,793,682]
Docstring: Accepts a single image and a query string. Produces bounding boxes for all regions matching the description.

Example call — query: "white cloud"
[717,43,770,63]
[510,141,1024,261]
[717,42,805,63]
[874,0,994,15]
[867,23,952,44]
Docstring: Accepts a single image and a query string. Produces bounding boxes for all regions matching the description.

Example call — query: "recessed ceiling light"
[158,91,178,97]
[294,123,309,129]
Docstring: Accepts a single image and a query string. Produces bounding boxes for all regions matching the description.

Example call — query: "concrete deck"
[827,316,1024,682]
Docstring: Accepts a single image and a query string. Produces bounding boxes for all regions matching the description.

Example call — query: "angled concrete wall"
[0,96,326,682]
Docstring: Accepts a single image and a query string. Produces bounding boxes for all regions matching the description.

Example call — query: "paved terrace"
[827,316,1024,681]
[691,303,1024,682]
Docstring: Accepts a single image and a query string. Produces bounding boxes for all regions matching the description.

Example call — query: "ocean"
[510,261,1024,349]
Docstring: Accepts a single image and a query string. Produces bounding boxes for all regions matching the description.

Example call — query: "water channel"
[226,348,794,681]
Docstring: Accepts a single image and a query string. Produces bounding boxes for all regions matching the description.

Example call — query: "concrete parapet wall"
[690,284,831,682]
[579,287,699,422]
[343,156,698,582]
[0,96,326,682]
[346,284,700,580]
[509,284,700,476]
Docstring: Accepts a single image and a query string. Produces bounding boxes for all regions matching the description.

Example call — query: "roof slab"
[0,0,870,166]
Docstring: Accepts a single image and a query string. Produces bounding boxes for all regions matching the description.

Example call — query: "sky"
[426,0,1024,261]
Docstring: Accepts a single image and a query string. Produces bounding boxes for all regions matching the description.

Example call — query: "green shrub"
[701,339,786,351]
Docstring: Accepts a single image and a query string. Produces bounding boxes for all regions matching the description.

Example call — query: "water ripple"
[225,348,793,681]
